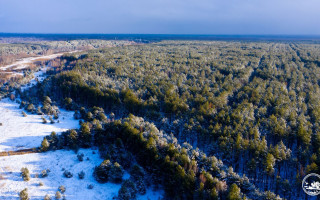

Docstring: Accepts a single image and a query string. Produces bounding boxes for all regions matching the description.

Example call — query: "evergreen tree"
[40,138,50,152]
[227,183,241,200]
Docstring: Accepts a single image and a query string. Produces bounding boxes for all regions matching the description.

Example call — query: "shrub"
[93,159,112,183]
[78,171,85,179]
[19,188,29,200]
[77,153,84,161]
[118,180,137,200]
[87,184,94,189]
[135,178,146,195]
[55,191,62,200]
[42,116,47,124]
[50,116,55,124]
[109,162,124,183]
[26,104,35,113]
[63,170,73,178]
[39,182,44,186]
[130,165,144,181]
[44,194,51,200]
[21,167,30,181]
[58,185,66,193]
[22,111,27,117]
[40,169,49,178]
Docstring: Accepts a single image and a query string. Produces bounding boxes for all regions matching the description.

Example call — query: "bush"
[21,167,30,181]
[63,170,73,178]
[129,165,146,194]
[26,104,35,113]
[40,169,49,178]
[77,153,84,161]
[118,180,137,200]
[109,162,124,183]
[135,178,146,195]
[50,116,55,124]
[19,188,29,200]
[58,185,66,193]
[93,160,112,183]
[39,182,44,186]
[42,116,47,124]
[22,111,27,117]
[55,191,62,199]
[93,160,124,183]
[78,171,85,179]
[44,194,51,200]
[87,184,94,189]
[130,165,144,181]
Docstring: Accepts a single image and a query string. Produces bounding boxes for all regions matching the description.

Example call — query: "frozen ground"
[0,52,66,71]
[0,149,162,200]
[0,97,79,152]
[0,58,163,199]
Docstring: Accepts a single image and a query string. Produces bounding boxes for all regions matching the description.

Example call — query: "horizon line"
[1,32,320,37]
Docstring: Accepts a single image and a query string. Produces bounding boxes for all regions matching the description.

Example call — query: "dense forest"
[0,39,134,67]
[14,40,320,199]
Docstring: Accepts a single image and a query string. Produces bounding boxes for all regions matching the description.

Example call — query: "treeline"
[41,113,278,200]
[0,39,134,67]
[20,41,320,199]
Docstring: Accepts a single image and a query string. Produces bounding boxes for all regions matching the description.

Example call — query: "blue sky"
[0,0,319,34]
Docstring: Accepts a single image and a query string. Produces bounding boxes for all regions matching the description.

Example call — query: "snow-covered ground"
[0,98,79,152]
[0,149,162,200]
[0,52,67,71]
[0,60,163,199]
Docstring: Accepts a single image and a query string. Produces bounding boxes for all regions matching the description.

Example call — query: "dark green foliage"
[118,180,137,200]
[79,123,91,147]
[109,162,124,183]
[93,160,124,183]
[93,159,112,183]
[21,41,320,199]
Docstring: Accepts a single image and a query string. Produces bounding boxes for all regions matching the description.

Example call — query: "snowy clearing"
[0,97,79,152]
[0,149,162,200]
[0,52,67,71]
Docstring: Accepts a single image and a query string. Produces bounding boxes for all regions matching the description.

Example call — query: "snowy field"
[0,149,162,200]
[0,52,66,71]
[0,97,79,152]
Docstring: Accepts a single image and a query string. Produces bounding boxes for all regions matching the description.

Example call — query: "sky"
[0,0,319,35]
